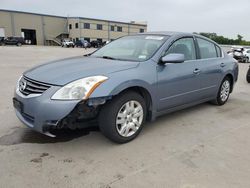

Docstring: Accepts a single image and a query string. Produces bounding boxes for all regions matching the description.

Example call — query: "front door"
[157,37,202,111]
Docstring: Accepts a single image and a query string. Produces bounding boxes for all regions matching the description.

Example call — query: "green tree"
[196,32,250,45]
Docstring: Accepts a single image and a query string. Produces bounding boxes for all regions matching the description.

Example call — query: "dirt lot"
[0,46,250,188]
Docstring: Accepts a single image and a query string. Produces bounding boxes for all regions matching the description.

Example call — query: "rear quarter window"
[197,38,218,59]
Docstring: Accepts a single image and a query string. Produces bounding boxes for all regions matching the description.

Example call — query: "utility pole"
[41,16,46,45]
[79,18,81,40]
[108,21,110,41]
[128,23,130,36]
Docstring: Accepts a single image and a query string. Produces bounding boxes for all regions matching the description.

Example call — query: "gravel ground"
[0,45,250,188]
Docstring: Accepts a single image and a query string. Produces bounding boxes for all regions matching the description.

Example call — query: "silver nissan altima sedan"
[13,32,238,143]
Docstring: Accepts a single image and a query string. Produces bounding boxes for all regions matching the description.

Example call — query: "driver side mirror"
[160,53,185,64]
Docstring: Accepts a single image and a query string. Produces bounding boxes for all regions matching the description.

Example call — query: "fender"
[89,61,158,105]
[89,76,158,121]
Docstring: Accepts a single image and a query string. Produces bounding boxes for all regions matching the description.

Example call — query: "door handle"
[193,68,201,74]
[220,63,226,67]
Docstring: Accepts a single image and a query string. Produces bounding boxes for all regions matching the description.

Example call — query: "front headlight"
[51,76,108,100]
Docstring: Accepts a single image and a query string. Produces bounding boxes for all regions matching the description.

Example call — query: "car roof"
[137,31,220,46]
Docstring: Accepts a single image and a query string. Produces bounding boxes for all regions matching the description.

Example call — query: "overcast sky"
[1,0,250,40]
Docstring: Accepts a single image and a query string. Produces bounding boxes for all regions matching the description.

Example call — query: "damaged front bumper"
[13,85,111,137]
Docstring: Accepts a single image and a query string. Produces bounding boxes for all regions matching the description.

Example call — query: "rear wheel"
[99,91,146,143]
[247,68,250,83]
[213,77,231,105]
[17,42,22,46]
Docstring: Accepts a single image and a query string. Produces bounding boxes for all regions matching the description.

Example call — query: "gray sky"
[1,0,250,40]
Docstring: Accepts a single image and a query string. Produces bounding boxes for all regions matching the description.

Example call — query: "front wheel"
[98,91,146,143]
[213,77,231,105]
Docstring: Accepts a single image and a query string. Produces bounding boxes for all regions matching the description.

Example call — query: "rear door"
[194,37,223,99]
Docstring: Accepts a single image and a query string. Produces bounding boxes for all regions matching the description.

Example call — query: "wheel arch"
[224,73,234,93]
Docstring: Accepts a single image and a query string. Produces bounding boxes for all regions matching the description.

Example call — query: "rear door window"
[215,45,222,57]
[197,38,217,59]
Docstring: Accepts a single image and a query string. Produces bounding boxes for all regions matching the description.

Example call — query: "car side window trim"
[195,36,224,60]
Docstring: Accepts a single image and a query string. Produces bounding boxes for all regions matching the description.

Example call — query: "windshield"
[91,35,168,61]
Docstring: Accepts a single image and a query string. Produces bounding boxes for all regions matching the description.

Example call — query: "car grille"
[19,76,51,96]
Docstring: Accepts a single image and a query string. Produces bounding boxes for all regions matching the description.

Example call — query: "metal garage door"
[0,28,5,37]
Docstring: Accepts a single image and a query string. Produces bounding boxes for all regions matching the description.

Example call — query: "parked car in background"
[102,40,110,46]
[61,39,75,48]
[228,47,249,63]
[0,37,4,45]
[90,40,102,48]
[13,32,238,143]
[247,66,250,83]
[75,40,91,48]
[243,49,250,63]
[3,36,25,46]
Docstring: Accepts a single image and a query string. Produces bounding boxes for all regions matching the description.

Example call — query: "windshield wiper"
[94,55,133,61]
[100,56,117,60]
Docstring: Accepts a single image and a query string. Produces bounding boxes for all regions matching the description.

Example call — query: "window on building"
[69,24,72,30]
[197,38,217,59]
[75,23,78,29]
[97,24,103,30]
[140,29,144,33]
[110,25,115,31]
[117,26,122,32]
[84,23,90,29]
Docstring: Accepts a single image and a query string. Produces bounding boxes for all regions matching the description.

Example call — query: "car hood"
[24,56,139,85]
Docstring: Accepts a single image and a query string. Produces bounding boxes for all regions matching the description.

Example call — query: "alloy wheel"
[220,80,230,102]
[116,100,144,137]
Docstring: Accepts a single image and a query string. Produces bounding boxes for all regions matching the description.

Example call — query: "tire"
[247,68,250,83]
[98,91,147,143]
[212,77,231,106]
[17,42,22,46]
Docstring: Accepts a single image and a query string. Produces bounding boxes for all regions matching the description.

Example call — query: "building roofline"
[0,9,66,19]
[69,17,147,27]
[0,9,147,27]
